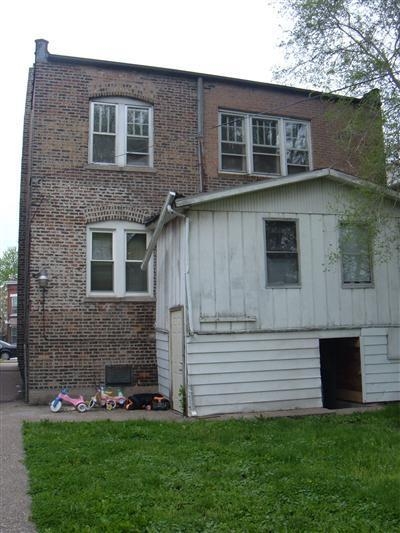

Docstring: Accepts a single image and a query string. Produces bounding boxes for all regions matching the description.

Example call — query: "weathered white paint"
[388,327,400,360]
[155,330,169,398]
[186,180,400,334]
[186,331,322,416]
[155,217,186,332]
[361,328,400,403]
[169,308,185,412]
[154,177,400,415]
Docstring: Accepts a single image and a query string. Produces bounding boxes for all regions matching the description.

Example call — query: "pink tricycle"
[89,385,126,410]
[50,388,88,413]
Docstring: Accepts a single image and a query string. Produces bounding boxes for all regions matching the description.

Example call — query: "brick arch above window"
[89,86,155,104]
[84,205,153,225]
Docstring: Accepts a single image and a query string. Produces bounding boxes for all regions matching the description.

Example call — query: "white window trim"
[86,221,153,298]
[219,110,312,176]
[89,97,154,168]
[264,217,301,288]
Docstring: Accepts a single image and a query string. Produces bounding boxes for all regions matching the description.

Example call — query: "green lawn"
[23,406,400,533]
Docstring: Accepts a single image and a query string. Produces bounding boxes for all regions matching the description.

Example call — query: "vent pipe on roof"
[35,39,49,62]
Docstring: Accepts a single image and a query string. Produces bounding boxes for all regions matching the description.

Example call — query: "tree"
[273,0,400,262]
[0,246,18,285]
[273,0,400,183]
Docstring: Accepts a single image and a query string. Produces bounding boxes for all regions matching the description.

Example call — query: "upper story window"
[265,219,300,286]
[89,97,153,167]
[220,111,311,176]
[87,221,153,298]
[340,224,373,286]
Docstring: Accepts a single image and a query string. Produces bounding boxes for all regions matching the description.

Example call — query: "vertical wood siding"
[188,180,400,333]
[155,218,186,332]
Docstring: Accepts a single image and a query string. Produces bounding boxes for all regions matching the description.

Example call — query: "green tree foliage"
[0,247,18,285]
[273,0,400,261]
[274,0,400,183]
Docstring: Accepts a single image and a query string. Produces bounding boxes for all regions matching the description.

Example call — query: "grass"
[23,406,400,532]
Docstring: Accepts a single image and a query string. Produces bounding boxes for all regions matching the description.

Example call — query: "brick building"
[18,39,382,404]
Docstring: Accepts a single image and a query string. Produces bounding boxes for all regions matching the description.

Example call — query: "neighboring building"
[3,281,17,344]
[18,39,399,410]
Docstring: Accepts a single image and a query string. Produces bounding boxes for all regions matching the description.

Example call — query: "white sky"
[0,0,287,256]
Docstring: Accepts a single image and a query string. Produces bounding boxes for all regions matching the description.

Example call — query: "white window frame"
[89,97,154,168]
[87,221,153,298]
[219,111,312,176]
[264,218,301,287]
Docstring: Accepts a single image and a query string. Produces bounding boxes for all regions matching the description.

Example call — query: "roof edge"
[35,40,359,101]
[175,169,400,208]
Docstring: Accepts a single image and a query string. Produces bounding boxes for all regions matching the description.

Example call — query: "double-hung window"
[265,220,300,286]
[90,97,153,167]
[340,224,372,285]
[220,111,311,176]
[88,222,152,297]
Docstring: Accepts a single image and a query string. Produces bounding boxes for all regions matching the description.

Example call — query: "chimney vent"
[35,39,49,62]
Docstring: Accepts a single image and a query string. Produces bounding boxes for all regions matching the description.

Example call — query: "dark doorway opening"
[319,337,362,409]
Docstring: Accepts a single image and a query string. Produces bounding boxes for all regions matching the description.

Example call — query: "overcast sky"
[0,0,288,255]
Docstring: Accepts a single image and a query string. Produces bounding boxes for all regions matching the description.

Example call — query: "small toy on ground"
[49,388,88,413]
[89,385,126,410]
[125,393,171,411]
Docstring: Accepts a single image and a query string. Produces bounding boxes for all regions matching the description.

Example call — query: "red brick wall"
[24,58,201,400]
[201,79,362,191]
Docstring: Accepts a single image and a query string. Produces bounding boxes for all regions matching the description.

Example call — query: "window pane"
[126,263,148,292]
[340,225,372,283]
[286,150,309,166]
[342,254,372,283]
[127,108,149,136]
[340,225,368,254]
[127,137,149,154]
[92,233,112,260]
[252,118,278,146]
[287,165,308,175]
[93,104,115,133]
[221,115,244,142]
[127,153,149,166]
[253,154,280,173]
[126,233,146,260]
[93,134,115,163]
[266,221,297,252]
[285,122,308,149]
[221,154,246,172]
[91,262,113,291]
[267,254,299,285]
[222,142,246,156]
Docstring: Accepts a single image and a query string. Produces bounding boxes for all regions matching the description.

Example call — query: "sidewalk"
[0,400,383,532]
